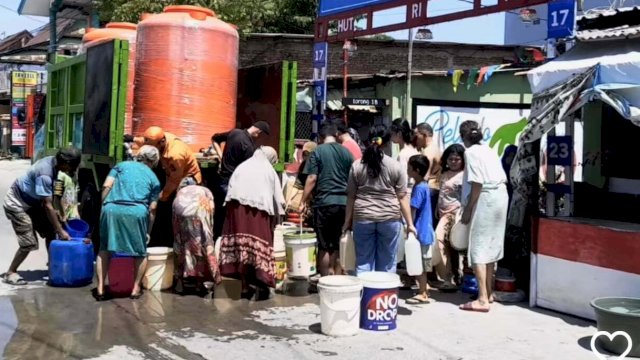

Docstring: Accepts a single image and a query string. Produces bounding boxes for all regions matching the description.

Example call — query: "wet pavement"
[0,160,601,360]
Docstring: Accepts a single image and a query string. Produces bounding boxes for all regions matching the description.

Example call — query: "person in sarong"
[219,146,285,301]
[95,146,161,301]
[172,178,221,295]
[458,120,508,313]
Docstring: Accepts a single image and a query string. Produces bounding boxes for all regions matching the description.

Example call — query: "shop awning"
[528,38,640,94]
[527,38,640,124]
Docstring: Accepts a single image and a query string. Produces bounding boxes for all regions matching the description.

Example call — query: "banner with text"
[11,71,38,146]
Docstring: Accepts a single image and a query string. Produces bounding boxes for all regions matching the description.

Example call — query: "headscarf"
[225,146,285,216]
[136,145,160,168]
[177,177,197,191]
[143,126,165,144]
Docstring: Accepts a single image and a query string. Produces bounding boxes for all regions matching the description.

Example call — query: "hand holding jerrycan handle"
[405,233,424,276]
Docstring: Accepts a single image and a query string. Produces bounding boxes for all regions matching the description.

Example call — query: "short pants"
[421,245,433,272]
[313,205,345,252]
[4,205,55,251]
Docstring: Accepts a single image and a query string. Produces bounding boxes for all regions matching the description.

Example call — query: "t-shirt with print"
[9,156,57,209]
[342,139,362,160]
[303,143,354,208]
[410,181,434,246]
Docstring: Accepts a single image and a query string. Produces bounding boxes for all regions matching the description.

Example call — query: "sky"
[0,0,48,39]
[1,0,640,44]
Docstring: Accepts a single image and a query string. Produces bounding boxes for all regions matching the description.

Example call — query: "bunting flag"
[467,68,479,90]
[452,70,464,93]
[476,66,489,86]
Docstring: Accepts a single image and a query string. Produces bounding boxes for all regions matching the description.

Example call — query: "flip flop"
[130,290,144,300]
[459,301,490,313]
[406,296,434,305]
[2,273,27,286]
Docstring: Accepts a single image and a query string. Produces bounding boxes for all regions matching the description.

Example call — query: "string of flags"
[448,64,510,93]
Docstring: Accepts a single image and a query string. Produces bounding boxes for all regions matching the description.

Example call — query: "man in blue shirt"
[2,148,81,286]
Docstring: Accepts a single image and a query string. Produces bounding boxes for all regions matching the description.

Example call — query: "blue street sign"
[547,136,573,166]
[314,80,326,102]
[547,0,575,39]
[313,42,328,67]
[319,0,396,17]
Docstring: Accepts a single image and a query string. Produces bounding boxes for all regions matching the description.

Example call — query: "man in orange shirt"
[144,126,202,247]
[144,126,202,202]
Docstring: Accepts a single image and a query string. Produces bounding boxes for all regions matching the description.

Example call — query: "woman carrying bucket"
[343,125,416,273]
[218,146,285,301]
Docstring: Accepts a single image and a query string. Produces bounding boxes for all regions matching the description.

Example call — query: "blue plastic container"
[49,238,94,287]
[461,274,479,295]
[358,272,401,331]
[64,219,90,238]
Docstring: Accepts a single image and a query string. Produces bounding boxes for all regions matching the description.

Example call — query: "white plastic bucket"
[143,247,174,291]
[318,275,363,337]
[358,272,402,331]
[284,231,317,278]
[274,222,298,253]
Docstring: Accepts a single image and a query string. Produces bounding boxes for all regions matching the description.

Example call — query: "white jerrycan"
[339,231,356,272]
[405,233,424,276]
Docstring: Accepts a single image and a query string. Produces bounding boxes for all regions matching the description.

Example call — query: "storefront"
[512,33,640,320]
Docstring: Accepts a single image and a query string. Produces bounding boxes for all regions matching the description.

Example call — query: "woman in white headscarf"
[219,146,285,301]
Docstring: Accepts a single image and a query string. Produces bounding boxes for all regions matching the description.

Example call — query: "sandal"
[406,295,434,305]
[130,290,144,300]
[2,273,27,286]
[459,301,490,312]
[92,288,108,302]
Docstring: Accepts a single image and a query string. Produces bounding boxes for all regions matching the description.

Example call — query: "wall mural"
[415,105,530,156]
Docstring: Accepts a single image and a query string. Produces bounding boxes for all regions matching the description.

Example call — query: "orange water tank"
[82,22,137,135]
[133,5,239,152]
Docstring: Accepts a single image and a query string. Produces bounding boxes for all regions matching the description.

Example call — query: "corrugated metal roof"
[577,24,640,41]
[578,6,640,20]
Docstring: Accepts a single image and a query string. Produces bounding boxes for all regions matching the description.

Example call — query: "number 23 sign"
[547,136,573,166]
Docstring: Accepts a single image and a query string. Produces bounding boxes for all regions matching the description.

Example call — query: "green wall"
[377,72,533,121]
[582,102,605,188]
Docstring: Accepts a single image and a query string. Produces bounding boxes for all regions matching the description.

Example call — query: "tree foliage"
[93,0,317,34]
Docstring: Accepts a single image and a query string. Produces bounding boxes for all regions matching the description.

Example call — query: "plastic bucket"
[358,272,402,331]
[274,250,287,291]
[274,222,298,253]
[318,275,363,337]
[108,253,135,297]
[64,219,90,238]
[591,297,640,357]
[284,231,317,278]
[143,247,174,291]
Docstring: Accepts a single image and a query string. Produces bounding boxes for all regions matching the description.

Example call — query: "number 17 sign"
[548,0,575,39]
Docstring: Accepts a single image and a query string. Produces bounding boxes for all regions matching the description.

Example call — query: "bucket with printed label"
[284,230,317,278]
[274,250,287,291]
[358,272,402,331]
